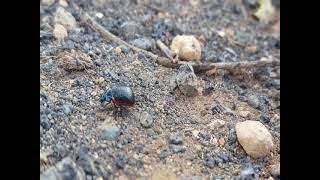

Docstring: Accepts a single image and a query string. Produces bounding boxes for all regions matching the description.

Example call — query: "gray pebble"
[139,111,153,128]
[129,38,154,50]
[176,64,200,97]
[76,150,98,175]
[260,113,272,123]
[120,21,140,40]
[115,153,128,169]
[40,157,85,180]
[247,95,261,109]
[236,165,258,180]
[41,114,51,130]
[63,104,73,115]
[271,163,280,178]
[169,133,183,145]
[101,126,121,141]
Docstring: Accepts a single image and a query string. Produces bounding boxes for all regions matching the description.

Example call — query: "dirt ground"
[40,0,280,179]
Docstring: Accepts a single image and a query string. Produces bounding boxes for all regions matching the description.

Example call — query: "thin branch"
[74,6,279,74]
[156,40,178,63]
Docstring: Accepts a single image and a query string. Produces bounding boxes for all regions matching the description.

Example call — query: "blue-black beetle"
[100,86,135,107]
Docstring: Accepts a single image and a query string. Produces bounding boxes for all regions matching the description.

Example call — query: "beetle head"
[100,89,113,103]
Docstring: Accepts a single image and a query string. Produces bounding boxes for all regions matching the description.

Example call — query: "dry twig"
[74,6,279,74]
[156,40,178,63]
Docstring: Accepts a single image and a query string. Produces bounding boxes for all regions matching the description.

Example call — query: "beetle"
[100,86,135,108]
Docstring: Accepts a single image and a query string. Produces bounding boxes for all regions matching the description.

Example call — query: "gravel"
[40,157,85,180]
[76,149,98,175]
[236,165,258,180]
[115,153,128,169]
[169,133,183,145]
[41,0,280,178]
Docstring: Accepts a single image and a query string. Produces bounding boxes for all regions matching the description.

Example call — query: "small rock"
[59,0,68,7]
[236,165,258,180]
[139,111,153,128]
[245,45,258,54]
[40,157,85,180]
[176,64,200,97]
[120,21,140,39]
[169,133,183,145]
[170,35,201,61]
[62,104,73,115]
[203,86,214,95]
[95,12,104,19]
[204,51,219,63]
[217,30,226,37]
[101,124,121,141]
[208,119,226,130]
[204,156,215,169]
[236,121,274,158]
[218,137,225,146]
[53,24,68,41]
[114,46,122,54]
[40,31,53,40]
[211,101,226,115]
[40,114,51,130]
[254,0,276,23]
[170,145,186,153]
[129,38,154,50]
[115,153,128,169]
[270,163,280,178]
[238,111,250,118]
[76,150,98,175]
[40,152,49,164]
[247,95,261,109]
[260,113,272,123]
[54,7,77,31]
[42,0,55,6]
[192,130,200,138]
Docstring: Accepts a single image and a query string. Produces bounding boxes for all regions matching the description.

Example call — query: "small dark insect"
[100,86,135,108]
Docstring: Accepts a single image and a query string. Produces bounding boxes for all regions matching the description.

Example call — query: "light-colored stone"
[95,12,104,19]
[208,119,225,130]
[59,0,68,7]
[254,0,276,23]
[42,0,55,6]
[218,137,225,146]
[217,30,226,37]
[236,120,274,158]
[170,35,201,61]
[53,24,68,41]
[115,46,122,54]
[270,163,280,178]
[238,111,251,118]
[192,130,200,138]
[54,7,77,31]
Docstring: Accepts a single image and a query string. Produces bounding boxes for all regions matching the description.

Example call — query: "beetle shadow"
[112,107,131,121]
